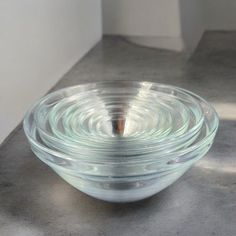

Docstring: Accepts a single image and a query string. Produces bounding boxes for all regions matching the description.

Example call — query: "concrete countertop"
[0,32,236,236]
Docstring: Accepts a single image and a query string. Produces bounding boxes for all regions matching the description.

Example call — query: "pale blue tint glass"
[24,81,219,202]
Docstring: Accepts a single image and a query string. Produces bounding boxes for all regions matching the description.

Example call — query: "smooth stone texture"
[0,31,236,236]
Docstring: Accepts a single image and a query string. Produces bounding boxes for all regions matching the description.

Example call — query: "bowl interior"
[34,81,204,149]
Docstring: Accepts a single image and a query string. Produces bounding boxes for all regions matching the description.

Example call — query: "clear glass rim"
[23,80,219,163]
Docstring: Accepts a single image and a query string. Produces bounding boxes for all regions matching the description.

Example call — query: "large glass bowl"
[23,81,219,202]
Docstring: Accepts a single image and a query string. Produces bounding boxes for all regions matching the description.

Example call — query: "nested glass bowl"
[33,81,204,155]
[23,81,219,202]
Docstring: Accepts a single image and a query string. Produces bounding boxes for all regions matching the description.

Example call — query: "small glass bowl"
[33,82,204,155]
[24,81,219,202]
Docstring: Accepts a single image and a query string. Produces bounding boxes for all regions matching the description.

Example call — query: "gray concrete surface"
[0,32,236,236]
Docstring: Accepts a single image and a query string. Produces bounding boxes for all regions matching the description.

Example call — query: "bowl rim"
[27,81,205,147]
[23,80,219,162]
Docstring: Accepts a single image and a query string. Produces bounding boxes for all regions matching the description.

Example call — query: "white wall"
[102,0,184,51]
[205,0,236,30]
[102,0,181,37]
[179,0,204,50]
[102,0,236,51]
[0,0,102,143]
[102,0,204,51]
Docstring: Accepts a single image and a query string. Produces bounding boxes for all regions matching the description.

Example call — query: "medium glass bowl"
[24,81,219,202]
[33,81,205,155]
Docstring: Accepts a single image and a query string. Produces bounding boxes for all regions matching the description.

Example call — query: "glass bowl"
[23,81,219,202]
[32,81,205,155]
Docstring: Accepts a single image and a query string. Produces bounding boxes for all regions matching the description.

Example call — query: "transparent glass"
[24,81,219,202]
